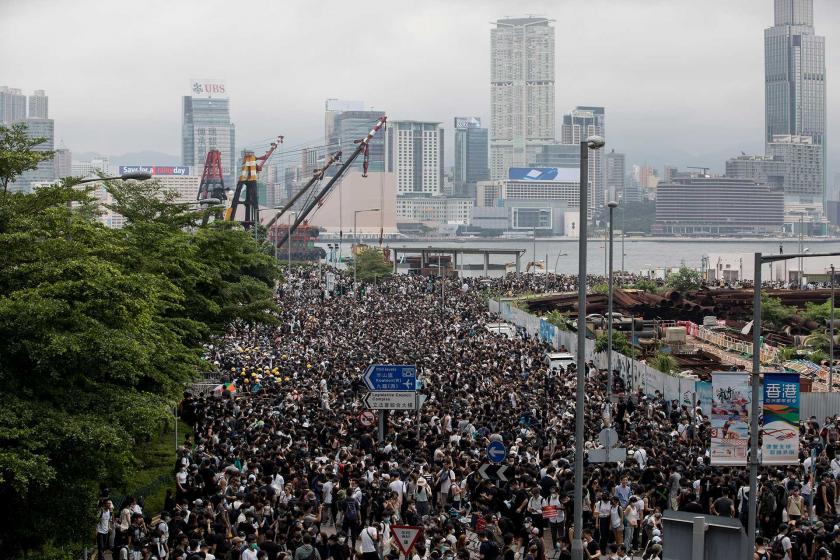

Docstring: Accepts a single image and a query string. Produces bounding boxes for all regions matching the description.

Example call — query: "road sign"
[390,525,422,556]
[363,391,417,410]
[359,410,376,427]
[588,447,627,463]
[598,428,619,448]
[364,364,416,392]
[478,463,511,482]
[487,441,507,464]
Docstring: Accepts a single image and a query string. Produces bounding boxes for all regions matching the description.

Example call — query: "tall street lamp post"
[572,135,605,560]
[287,211,297,277]
[748,250,840,557]
[607,200,618,410]
[353,208,379,296]
[75,170,152,184]
[831,265,836,392]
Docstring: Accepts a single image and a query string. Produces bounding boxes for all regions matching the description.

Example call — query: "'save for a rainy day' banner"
[711,372,751,465]
[762,373,800,464]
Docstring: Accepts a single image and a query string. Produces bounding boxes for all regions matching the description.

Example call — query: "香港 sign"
[762,373,800,464]
[119,166,191,176]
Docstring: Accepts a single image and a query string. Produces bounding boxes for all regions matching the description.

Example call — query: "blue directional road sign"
[364,364,417,392]
[487,441,507,464]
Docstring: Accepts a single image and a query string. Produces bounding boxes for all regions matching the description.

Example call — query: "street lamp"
[287,211,297,277]
[75,170,153,185]
[353,208,379,295]
[748,249,840,555]
[572,135,604,560]
[607,200,618,411]
[831,265,836,393]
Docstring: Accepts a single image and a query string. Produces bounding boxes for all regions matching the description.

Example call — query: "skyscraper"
[13,118,55,193]
[561,106,606,216]
[490,17,555,180]
[453,117,489,198]
[54,148,72,179]
[0,86,26,124]
[386,120,443,196]
[326,107,385,176]
[765,0,826,206]
[606,150,626,202]
[182,80,236,187]
[28,90,48,119]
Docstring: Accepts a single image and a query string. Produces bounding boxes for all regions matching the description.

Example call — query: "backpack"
[771,536,785,560]
[345,499,359,522]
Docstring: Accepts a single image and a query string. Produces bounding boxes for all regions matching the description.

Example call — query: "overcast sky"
[1,0,838,180]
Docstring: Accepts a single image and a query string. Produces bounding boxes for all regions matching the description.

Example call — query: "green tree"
[595,330,633,356]
[0,178,280,555]
[590,283,609,294]
[665,266,702,292]
[776,346,797,363]
[0,122,55,196]
[631,278,658,293]
[650,352,678,374]
[761,294,795,330]
[545,310,571,331]
[355,246,392,282]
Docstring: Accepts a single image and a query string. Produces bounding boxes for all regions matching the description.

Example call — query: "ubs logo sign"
[191,81,226,97]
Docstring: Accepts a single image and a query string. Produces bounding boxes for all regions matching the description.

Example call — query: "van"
[544,352,575,371]
[486,322,517,340]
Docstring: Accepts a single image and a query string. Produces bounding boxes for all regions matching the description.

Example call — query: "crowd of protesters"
[96,268,840,560]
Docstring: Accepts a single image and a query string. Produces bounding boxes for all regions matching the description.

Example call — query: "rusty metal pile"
[526,287,832,328]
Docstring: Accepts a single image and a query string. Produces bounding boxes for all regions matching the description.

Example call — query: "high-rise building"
[453,117,489,198]
[0,86,26,124]
[71,157,111,178]
[765,0,826,206]
[529,144,579,169]
[325,106,385,176]
[490,17,555,180]
[725,153,786,189]
[766,134,824,201]
[655,177,784,235]
[13,118,55,193]
[606,150,626,202]
[385,120,443,196]
[182,80,236,187]
[54,148,72,179]
[561,106,606,216]
[28,90,48,119]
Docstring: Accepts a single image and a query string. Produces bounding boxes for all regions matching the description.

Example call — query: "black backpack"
[770,536,785,560]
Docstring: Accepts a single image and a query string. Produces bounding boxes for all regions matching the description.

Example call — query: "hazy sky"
[1,0,838,178]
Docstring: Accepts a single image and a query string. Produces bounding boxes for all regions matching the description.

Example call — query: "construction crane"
[264,151,341,230]
[274,115,386,248]
[224,136,284,227]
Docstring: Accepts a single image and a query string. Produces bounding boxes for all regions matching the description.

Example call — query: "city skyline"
[1,0,839,184]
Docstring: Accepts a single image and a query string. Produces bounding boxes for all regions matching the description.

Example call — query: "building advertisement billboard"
[762,372,800,464]
[119,166,191,176]
[508,167,580,183]
[190,79,227,98]
[454,117,481,130]
[710,371,751,465]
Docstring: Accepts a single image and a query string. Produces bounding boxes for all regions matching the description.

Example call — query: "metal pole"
[354,211,358,297]
[748,252,762,552]
[692,517,706,560]
[572,141,589,560]
[533,227,537,273]
[831,265,835,392]
[607,204,615,410]
[546,253,549,293]
[288,212,293,277]
[800,215,804,287]
[174,405,178,451]
[378,410,385,443]
[440,253,444,308]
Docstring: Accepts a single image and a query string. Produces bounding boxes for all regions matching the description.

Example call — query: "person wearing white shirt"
[541,489,565,550]
[360,523,379,560]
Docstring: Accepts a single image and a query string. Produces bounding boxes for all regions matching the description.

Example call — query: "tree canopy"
[0,122,55,196]
[355,246,392,282]
[0,177,280,556]
[665,266,702,292]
